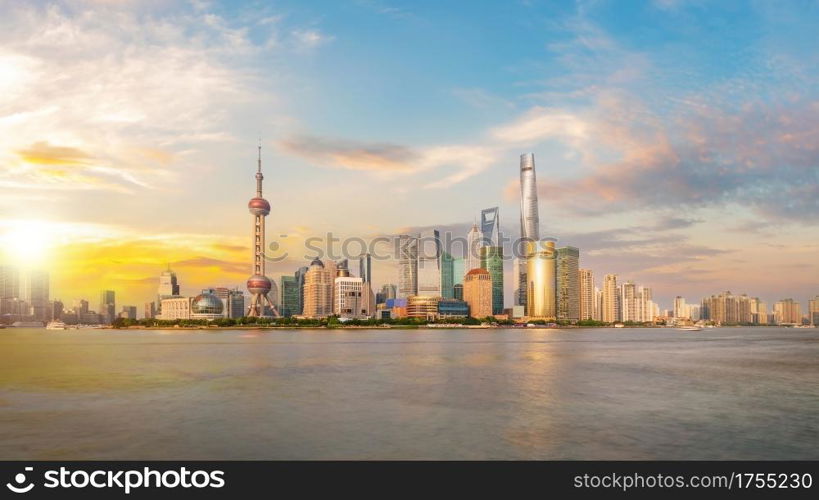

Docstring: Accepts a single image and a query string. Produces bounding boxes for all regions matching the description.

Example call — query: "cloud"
[290,29,334,50]
[16,141,92,166]
[173,256,248,275]
[491,107,590,144]
[280,134,498,187]
[280,135,418,172]
[0,2,330,195]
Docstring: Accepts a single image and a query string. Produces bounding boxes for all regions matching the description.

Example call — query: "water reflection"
[0,327,817,459]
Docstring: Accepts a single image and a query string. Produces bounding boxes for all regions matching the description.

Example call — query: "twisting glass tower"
[517,153,540,309]
[246,144,279,317]
[519,153,540,241]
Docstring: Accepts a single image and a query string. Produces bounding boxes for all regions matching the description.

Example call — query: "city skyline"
[1,0,818,311]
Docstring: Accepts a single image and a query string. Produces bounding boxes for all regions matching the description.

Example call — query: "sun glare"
[0,221,52,265]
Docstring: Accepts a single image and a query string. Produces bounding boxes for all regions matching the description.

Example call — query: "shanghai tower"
[246,144,279,317]
[519,153,540,241]
[516,153,540,308]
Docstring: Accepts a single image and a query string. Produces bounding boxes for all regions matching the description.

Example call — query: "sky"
[0,0,818,312]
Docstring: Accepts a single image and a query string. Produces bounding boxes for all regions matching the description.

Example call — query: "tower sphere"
[192,292,224,315]
[247,274,272,294]
[248,197,270,216]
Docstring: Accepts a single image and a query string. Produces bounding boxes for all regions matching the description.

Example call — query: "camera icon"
[6,467,34,494]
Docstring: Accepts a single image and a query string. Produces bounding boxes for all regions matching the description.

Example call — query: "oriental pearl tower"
[246,144,279,317]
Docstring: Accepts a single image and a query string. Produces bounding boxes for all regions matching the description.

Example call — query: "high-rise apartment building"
[620,282,638,322]
[593,286,603,321]
[673,296,688,319]
[809,296,819,326]
[579,268,594,320]
[602,274,619,323]
[749,297,767,325]
[701,291,754,325]
[773,298,801,325]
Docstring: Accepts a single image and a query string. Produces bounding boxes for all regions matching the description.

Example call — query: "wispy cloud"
[280,134,499,188]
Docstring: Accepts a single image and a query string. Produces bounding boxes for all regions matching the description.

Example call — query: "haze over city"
[1,0,818,310]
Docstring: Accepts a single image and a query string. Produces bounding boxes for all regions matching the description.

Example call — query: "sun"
[0,221,52,266]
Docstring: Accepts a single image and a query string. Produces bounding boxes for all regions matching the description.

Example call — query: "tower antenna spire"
[257,137,262,173]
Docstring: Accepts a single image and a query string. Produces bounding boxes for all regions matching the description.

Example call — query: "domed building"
[191,290,225,321]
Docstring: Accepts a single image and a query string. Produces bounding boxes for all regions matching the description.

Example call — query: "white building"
[334,277,370,319]
[158,297,193,320]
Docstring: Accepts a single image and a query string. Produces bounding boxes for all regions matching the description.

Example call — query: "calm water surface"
[0,327,817,459]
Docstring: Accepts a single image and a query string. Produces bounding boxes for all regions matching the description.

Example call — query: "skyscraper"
[398,234,418,298]
[809,296,819,326]
[773,298,801,325]
[556,246,580,321]
[246,144,278,317]
[519,153,540,242]
[358,253,372,283]
[99,290,115,324]
[295,266,308,315]
[213,287,245,319]
[526,238,556,319]
[463,268,493,319]
[334,276,369,319]
[156,266,180,315]
[440,252,455,299]
[673,296,688,319]
[417,229,442,297]
[280,275,299,317]
[480,207,500,247]
[602,274,619,323]
[303,258,333,318]
[0,265,20,318]
[377,284,397,304]
[22,270,49,321]
[453,258,465,286]
[579,268,594,320]
[518,153,540,311]
[465,223,482,275]
[480,246,504,315]
[513,258,526,306]
[144,302,156,320]
[593,286,603,321]
[620,281,638,322]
